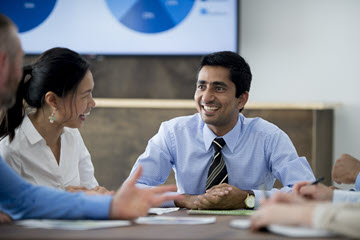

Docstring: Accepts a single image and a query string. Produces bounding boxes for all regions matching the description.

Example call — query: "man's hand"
[174,184,234,209]
[0,211,11,224]
[174,194,202,209]
[194,184,249,210]
[332,154,360,184]
[109,165,183,219]
[293,182,333,201]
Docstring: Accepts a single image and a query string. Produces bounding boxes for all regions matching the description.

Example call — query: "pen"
[309,177,325,185]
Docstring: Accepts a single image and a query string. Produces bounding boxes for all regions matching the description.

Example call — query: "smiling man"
[130,51,315,209]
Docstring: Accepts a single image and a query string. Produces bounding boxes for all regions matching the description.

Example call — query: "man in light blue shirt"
[0,14,181,222]
[294,154,360,203]
[130,51,315,209]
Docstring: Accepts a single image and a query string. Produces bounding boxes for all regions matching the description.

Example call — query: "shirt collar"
[202,114,243,153]
[21,114,45,145]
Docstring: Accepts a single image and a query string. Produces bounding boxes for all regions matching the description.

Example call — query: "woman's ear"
[44,92,58,109]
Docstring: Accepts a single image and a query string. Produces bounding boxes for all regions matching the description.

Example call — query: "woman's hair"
[0,47,90,142]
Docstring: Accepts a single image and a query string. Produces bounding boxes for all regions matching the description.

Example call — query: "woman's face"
[56,70,96,129]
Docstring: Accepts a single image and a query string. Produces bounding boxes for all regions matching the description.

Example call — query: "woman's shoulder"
[63,127,81,137]
[0,126,27,153]
[0,135,21,162]
[62,127,84,146]
[0,136,11,153]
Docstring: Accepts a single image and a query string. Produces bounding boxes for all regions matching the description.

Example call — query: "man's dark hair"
[197,51,252,98]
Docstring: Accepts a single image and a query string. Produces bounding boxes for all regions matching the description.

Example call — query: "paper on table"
[230,219,335,238]
[229,219,251,229]
[135,216,216,225]
[188,209,253,216]
[268,225,334,238]
[148,207,179,215]
[16,219,131,230]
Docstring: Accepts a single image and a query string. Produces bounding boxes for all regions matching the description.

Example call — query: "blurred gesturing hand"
[109,165,183,219]
[332,154,360,184]
[250,192,315,231]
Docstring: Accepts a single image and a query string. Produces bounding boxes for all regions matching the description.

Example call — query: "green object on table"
[187,209,254,216]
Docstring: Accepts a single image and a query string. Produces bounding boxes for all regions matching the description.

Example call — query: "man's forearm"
[174,194,199,209]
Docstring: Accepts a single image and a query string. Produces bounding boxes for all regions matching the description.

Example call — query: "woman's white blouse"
[0,115,98,190]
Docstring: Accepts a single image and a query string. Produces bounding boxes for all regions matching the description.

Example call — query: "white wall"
[239,0,360,181]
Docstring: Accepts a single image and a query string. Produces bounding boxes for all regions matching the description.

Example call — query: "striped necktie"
[205,138,228,190]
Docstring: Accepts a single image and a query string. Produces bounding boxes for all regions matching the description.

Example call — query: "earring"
[49,108,56,123]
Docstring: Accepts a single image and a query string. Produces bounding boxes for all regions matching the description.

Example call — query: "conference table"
[0,210,345,240]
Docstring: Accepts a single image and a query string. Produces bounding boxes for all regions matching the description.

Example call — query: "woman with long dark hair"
[0,47,110,194]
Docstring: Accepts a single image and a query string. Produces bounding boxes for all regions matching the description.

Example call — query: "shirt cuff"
[81,194,113,219]
[161,200,176,207]
[333,189,360,203]
[252,190,263,209]
[355,172,360,191]
[333,189,345,203]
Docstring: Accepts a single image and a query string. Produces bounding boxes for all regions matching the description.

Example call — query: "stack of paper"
[135,216,216,225]
[148,207,179,215]
[16,219,131,230]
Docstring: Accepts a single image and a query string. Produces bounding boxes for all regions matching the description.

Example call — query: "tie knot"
[213,138,226,152]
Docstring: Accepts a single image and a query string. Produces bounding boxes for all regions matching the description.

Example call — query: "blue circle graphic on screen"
[106,0,194,34]
[0,0,57,33]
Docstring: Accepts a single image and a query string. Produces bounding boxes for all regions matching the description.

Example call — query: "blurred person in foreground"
[250,192,360,238]
[251,153,360,238]
[0,13,182,223]
[294,154,360,203]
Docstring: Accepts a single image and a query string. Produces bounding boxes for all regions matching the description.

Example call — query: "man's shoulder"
[163,113,202,130]
[242,115,281,135]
